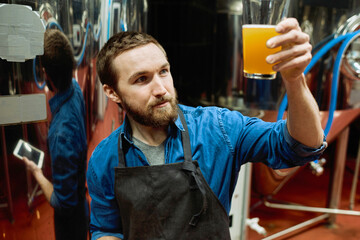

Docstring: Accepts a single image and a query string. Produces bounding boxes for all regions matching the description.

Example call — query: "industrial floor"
[248,131,360,240]
[1,104,360,240]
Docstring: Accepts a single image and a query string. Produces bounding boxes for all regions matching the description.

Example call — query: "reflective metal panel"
[0,0,148,219]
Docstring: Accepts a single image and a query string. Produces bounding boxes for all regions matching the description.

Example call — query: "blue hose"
[76,21,102,67]
[277,31,360,131]
[47,21,64,32]
[76,22,92,67]
[324,30,360,136]
[276,30,360,165]
[32,56,46,89]
[312,33,335,54]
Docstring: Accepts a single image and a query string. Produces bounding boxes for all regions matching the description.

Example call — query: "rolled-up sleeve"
[282,122,327,162]
[220,109,327,169]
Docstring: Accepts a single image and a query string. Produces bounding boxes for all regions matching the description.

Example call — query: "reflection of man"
[22,29,88,240]
[87,18,327,239]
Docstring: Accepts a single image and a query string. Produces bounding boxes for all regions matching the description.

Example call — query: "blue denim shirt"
[87,104,326,239]
[48,79,87,214]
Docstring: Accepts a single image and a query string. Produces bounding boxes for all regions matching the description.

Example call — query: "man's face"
[112,43,178,128]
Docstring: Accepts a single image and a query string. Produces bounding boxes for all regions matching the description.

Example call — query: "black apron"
[114,110,231,240]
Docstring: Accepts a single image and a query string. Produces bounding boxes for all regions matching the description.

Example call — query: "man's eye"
[160,69,168,75]
[135,76,146,83]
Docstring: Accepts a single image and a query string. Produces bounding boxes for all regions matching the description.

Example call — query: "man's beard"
[121,92,179,128]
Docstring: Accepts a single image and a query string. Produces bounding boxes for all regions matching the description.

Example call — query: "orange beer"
[242,24,281,79]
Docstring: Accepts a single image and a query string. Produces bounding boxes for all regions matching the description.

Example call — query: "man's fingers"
[266,42,312,65]
[267,29,310,49]
[276,17,301,33]
[22,156,29,163]
[272,51,312,72]
[22,156,38,171]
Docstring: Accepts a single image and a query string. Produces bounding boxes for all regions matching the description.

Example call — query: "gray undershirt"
[132,137,165,165]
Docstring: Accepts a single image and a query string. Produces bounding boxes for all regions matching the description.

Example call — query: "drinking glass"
[242,0,290,80]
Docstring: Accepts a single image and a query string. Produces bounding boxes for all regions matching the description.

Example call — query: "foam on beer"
[242,24,276,28]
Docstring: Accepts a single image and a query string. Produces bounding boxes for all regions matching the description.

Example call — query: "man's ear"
[103,84,122,104]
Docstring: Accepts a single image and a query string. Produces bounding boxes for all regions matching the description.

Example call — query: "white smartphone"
[13,139,44,168]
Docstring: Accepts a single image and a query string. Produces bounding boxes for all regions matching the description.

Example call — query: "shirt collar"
[49,79,75,115]
[120,116,133,144]
[119,106,185,147]
[173,111,185,131]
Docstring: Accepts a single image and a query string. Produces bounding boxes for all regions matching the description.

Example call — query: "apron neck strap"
[117,132,126,168]
[178,107,193,163]
[178,108,207,226]
[117,107,193,167]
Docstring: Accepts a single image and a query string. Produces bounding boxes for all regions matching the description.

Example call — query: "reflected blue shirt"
[87,104,326,239]
[48,79,87,214]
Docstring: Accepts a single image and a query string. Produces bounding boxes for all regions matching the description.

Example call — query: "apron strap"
[177,108,193,164]
[178,108,208,226]
[117,132,126,168]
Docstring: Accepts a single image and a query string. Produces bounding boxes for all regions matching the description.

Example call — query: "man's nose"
[152,75,167,97]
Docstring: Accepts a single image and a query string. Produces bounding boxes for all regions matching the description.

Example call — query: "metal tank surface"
[212,0,244,110]
[249,0,360,196]
[0,0,147,224]
[208,0,297,118]
[299,0,360,111]
[209,0,360,113]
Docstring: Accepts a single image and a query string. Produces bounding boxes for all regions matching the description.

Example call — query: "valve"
[309,158,327,176]
[246,217,267,236]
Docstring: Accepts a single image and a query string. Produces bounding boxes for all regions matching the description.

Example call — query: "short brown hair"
[40,29,75,92]
[96,31,166,89]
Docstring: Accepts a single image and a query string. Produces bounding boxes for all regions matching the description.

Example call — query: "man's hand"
[22,156,42,175]
[265,19,323,148]
[22,156,54,202]
[266,18,312,82]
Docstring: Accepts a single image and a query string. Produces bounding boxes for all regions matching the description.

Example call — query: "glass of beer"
[242,0,290,80]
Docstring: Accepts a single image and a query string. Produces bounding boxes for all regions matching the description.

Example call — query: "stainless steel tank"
[210,0,360,112]
[0,0,148,148]
[0,0,148,221]
[291,0,360,111]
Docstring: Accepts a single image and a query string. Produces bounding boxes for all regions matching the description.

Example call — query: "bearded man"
[87,18,326,240]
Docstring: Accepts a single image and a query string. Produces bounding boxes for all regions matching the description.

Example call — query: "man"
[87,18,327,239]
[22,29,88,240]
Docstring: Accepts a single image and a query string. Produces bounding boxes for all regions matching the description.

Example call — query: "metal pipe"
[261,214,330,240]
[349,140,360,210]
[264,199,360,216]
[27,183,40,207]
